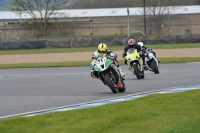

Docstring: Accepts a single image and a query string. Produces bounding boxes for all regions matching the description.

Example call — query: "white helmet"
[137,42,144,47]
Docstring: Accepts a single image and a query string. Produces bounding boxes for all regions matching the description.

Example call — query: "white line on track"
[1,84,200,120]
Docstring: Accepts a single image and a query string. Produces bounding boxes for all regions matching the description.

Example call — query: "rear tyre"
[133,64,141,79]
[104,73,118,93]
[118,82,126,92]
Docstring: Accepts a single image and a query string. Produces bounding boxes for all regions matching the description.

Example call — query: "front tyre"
[104,73,118,93]
[133,64,141,79]
[141,71,145,79]
[151,61,159,74]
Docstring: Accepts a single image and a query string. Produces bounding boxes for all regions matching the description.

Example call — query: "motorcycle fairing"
[125,48,143,68]
[93,57,113,72]
[93,57,121,84]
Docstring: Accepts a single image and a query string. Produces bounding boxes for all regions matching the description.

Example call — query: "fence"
[0,13,200,40]
[1,35,200,50]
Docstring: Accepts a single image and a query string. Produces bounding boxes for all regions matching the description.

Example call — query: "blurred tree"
[10,0,69,36]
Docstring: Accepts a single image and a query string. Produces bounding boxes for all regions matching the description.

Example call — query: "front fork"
[100,70,117,85]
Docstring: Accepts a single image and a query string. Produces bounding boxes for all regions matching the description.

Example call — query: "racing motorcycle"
[93,56,126,93]
[125,48,144,79]
[143,48,159,74]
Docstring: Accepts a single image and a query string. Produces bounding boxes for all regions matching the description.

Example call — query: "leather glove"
[90,65,93,69]
[108,55,116,60]
[90,63,94,69]
[122,53,126,58]
[142,48,146,53]
[139,51,143,56]
[147,48,152,51]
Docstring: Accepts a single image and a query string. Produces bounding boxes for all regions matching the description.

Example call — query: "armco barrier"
[0,40,46,50]
[0,35,200,50]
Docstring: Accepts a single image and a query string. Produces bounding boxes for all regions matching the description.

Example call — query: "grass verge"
[0,89,200,133]
[0,57,200,69]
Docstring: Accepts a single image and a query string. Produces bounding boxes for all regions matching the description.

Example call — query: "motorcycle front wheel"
[132,64,141,79]
[141,70,145,79]
[104,73,118,93]
[151,61,159,74]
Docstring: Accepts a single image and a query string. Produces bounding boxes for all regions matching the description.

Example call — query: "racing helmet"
[137,42,144,47]
[128,39,136,48]
[98,43,108,54]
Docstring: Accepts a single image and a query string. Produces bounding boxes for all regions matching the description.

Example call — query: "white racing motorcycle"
[144,48,159,74]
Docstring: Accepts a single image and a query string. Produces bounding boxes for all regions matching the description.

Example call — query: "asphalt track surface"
[0,63,200,118]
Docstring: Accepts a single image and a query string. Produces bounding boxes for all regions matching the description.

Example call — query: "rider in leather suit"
[122,39,145,67]
[137,42,157,58]
[90,43,125,79]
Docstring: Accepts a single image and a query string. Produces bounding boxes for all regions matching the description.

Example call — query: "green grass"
[0,43,200,55]
[157,57,200,64]
[0,47,98,55]
[148,43,200,49]
[0,57,200,69]
[0,61,90,69]
[0,89,200,133]
[0,43,199,69]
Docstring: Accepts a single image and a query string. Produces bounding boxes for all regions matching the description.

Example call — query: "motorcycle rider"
[90,43,125,79]
[122,39,147,69]
[137,42,157,58]
[138,41,160,64]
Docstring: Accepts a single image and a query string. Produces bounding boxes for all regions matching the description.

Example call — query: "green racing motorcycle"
[93,56,126,93]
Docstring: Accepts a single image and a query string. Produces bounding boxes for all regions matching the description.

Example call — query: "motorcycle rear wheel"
[118,82,126,92]
[104,73,118,93]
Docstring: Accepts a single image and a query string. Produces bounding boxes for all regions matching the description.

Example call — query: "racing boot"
[115,61,125,79]
[143,64,148,71]
[118,66,125,79]
[128,65,132,72]
[90,70,100,79]
[142,61,148,71]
